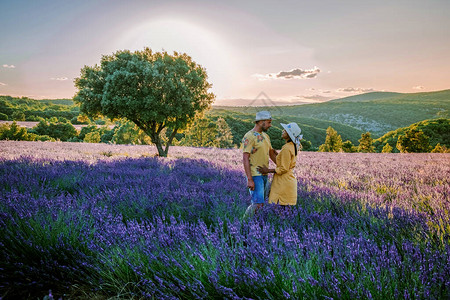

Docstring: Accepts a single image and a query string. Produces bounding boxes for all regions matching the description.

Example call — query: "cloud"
[307,88,331,93]
[413,86,424,90]
[337,87,374,93]
[0,82,6,86]
[253,67,320,81]
[297,94,334,102]
[2,64,15,69]
[50,77,69,81]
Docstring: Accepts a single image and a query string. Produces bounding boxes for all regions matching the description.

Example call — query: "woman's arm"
[274,146,292,175]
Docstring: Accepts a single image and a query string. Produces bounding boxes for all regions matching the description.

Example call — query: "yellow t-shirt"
[242,130,272,176]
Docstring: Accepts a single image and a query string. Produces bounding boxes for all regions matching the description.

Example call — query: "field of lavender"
[1,141,449,299]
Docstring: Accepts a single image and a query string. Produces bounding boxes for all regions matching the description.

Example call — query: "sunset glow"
[0,0,449,105]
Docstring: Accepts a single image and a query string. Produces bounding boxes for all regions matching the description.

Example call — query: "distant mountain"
[283,90,450,137]
[216,90,450,138]
[41,99,75,106]
[329,91,402,102]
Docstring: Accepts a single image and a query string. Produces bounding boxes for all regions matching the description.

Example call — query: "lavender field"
[1,141,449,299]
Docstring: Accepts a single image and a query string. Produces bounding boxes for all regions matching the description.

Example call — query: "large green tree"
[74,48,215,156]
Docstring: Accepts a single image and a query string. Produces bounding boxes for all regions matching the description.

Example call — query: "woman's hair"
[287,137,298,156]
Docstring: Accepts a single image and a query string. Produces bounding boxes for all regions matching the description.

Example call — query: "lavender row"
[1,142,449,298]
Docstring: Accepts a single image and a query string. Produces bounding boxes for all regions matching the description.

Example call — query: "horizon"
[1,1,449,105]
[2,88,450,107]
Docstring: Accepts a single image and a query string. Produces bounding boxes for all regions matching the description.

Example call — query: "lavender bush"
[0,141,449,299]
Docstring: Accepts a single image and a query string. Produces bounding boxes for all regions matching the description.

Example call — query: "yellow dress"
[268,142,297,205]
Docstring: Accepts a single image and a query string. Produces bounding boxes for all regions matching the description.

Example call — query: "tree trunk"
[146,128,167,157]
[146,125,178,157]
[155,141,166,157]
[162,126,179,157]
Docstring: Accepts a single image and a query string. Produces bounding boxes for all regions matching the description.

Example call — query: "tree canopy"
[396,128,431,153]
[319,127,343,152]
[357,132,375,153]
[74,48,215,156]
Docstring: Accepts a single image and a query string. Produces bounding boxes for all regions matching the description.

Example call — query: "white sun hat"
[280,122,303,147]
[255,111,272,121]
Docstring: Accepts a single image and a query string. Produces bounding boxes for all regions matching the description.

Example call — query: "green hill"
[330,91,402,102]
[208,109,364,149]
[0,95,79,121]
[280,90,450,137]
[214,90,450,138]
[373,118,450,152]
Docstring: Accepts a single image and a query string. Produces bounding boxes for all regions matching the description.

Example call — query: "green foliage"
[215,117,234,148]
[221,115,255,146]
[0,121,56,142]
[84,131,101,143]
[357,132,375,153]
[78,125,109,141]
[74,48,215,156]
[382,143,393,153]
[374,118,449,152]
[28,133,55,142]
[71,114,90,125]
[180,116,218,147]
[0,121,30,141]
[30,119,78,142]
[300,139,312,151]
[0,112,8,120]
[0,95,78,121]
[100,128,116,144]
[396,128,431,153]
[11,110,25,121]
[431,143,449,153]
[179,116,234,148]
[112,120,151,145]
[319,127,343,152]
[342,140,357,153]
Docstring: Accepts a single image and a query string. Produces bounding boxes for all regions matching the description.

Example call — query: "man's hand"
[247,178,255,190]
[257,166,269,175]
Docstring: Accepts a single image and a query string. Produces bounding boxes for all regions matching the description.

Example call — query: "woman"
[257,122,302,206]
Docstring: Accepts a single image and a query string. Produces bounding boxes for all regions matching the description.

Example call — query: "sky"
[1,0,449,106]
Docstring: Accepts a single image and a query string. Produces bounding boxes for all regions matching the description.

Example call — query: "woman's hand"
[257,166,270,175]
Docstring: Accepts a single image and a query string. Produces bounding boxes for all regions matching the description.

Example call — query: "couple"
[242,111,302,215]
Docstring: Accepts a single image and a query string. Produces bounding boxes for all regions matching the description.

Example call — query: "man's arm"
[243,152,255,190]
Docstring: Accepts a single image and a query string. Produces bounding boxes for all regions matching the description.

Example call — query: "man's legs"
[244,175,268,218]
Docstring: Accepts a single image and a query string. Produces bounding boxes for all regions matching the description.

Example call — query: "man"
[242,111,277,215]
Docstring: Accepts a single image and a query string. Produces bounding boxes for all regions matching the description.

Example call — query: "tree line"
[2,117,447,153]
[318,122,449,153]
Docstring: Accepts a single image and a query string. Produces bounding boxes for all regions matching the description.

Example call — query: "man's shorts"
[249,175,268,204]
